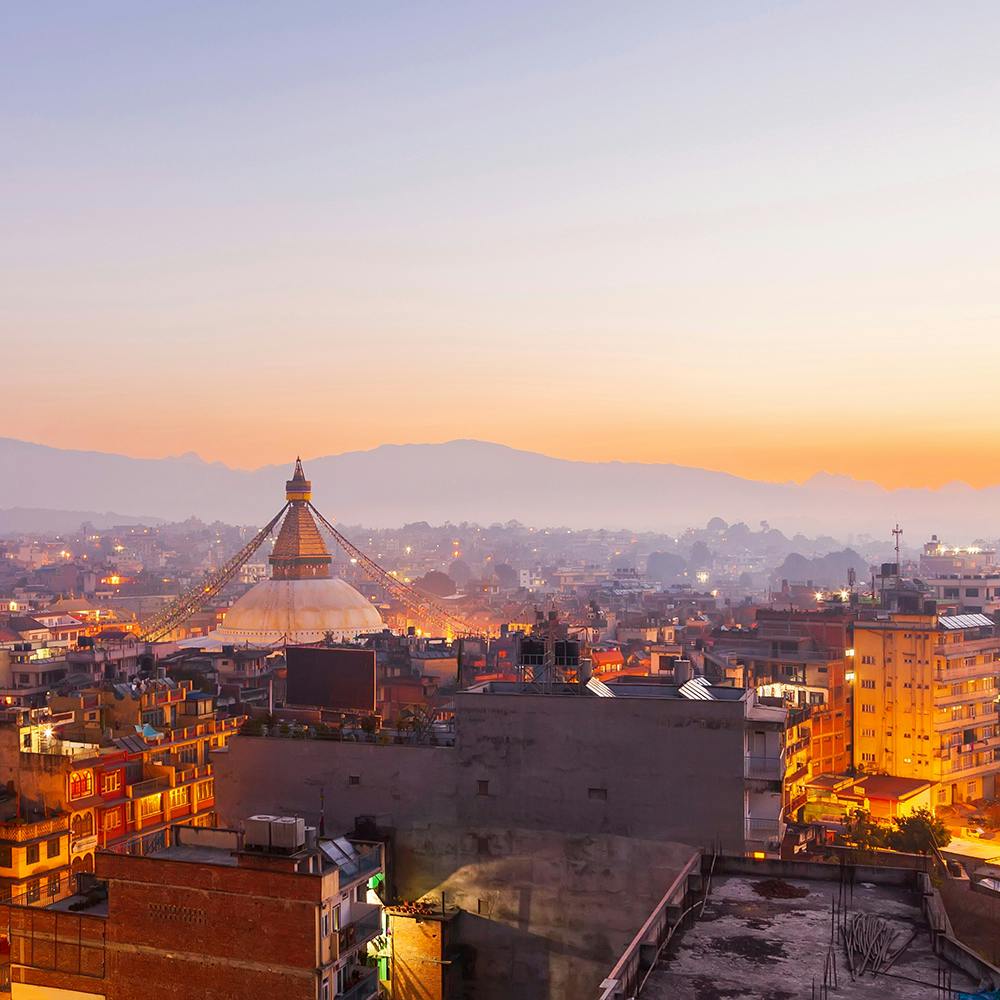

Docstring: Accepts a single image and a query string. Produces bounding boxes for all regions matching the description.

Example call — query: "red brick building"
[7,819,384,1000]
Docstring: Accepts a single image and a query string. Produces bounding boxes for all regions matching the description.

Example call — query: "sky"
[4,1,1000,488]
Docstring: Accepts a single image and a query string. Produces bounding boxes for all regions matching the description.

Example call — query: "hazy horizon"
[5,431,1000,493]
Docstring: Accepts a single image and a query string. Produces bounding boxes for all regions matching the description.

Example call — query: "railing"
[338,909,381,952]
[934,658,999,682]
[745,817,782,842]
[0,816,69,842]
[126,777,170,799]
[597,851,702,1000]
[103,827,170,857]
[744,756,782,780]
[339,849,382,882]
[336,966,378,1000]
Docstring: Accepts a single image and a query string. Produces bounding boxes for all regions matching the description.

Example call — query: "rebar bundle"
[841,912,914,980]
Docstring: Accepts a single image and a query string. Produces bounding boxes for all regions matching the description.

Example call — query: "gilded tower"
[268,459,333,581]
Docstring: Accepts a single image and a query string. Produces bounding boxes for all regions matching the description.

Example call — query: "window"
[46,837,60,859]
[477,780,489,796]
[26,880,39,903]
[101,771,121,794]
[69,771,94,800]
[861,655,876,665]
[322,911,330,938]
[966,588,980,598]
[588,787,608,801]
[348,775,360,786]
[0,845,11,868]
[321,979,330,1000]
[195,781,213,802]
[966,782,977,799]
[168,787,189,808]
[139,794,162,818]
[861,703,876,714]
[26,844,39,865]
[861,752,875,763]
[102,808,121,832]
[476,835,490,855]
[860,679,875,689]
[47,874,60,897]
[937,788,948,803]
[861,728,876,738]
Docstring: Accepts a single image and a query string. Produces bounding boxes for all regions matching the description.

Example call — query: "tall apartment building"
[0,678,241,896]
[6,817,385,1000]
[853,612,1000,806]
[708,609,855,820]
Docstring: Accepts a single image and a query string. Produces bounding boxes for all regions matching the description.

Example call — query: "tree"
[888,808,951,853]
[647,551,687,583]
[413,571,456,598]
[448,559,472,587]
[842,808,889,852]
[493,563,518,590]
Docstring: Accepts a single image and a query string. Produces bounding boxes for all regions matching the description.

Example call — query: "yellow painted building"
[853,612,1000,808]
[0,812,70,905]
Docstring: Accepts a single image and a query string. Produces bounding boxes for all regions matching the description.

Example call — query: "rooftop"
[641,875,979,999]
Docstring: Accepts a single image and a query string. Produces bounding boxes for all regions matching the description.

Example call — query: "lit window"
[69,771,94,800]
[139,795,162,818]
[101,771,121,794]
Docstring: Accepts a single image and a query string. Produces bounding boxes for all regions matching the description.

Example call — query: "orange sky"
[6,4,1000,491]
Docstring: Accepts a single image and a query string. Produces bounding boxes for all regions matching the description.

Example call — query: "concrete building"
[919,536,1000,614]
[853,611,1000,806]
[708,608,856,819]
[6,818,385,1000]
[215,679,790,859]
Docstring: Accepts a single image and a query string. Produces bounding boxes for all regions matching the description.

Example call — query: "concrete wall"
[214,691,748,855]
[452,691,746,850]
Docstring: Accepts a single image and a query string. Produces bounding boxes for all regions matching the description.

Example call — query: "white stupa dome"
[215,577,383,645]
[173,458,384,649]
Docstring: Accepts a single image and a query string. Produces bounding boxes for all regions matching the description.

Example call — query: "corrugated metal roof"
[585,676,616,698]
[938,613,994,630]
[679,677,715,701]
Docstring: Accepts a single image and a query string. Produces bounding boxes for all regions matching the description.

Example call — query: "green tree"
[842,808,889,852]
[888,808,951,853]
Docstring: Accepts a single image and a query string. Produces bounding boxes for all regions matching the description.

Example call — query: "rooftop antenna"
[892,523,903,573]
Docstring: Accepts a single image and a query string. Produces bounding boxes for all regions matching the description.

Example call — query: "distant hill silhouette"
[0,436,995,536]
[0,506,165,536]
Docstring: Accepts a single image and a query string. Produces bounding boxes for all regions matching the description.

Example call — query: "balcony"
[337,967,378,1000]
[934,659,999,682]
[744,756,782,781]
[126,777,170,799]
[745,817,782,846]
[0,815,69,842]
[338,908,381,954]
[338,849,382,884]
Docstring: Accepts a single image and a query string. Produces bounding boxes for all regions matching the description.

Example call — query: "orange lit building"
[0,679,241,886]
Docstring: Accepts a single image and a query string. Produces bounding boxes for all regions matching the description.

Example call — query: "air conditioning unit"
[245,815,281,849]
[270,816,305,851]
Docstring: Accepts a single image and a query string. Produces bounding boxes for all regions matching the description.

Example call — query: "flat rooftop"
[150,843,239,866]
[642,875,979,999]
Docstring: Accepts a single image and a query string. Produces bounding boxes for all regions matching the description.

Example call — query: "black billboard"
[285,646,376,712]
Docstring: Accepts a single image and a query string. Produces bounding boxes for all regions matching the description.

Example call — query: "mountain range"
[0,436,994,539]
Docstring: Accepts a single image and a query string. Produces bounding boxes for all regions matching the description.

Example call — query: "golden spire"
[271,459,331,580]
